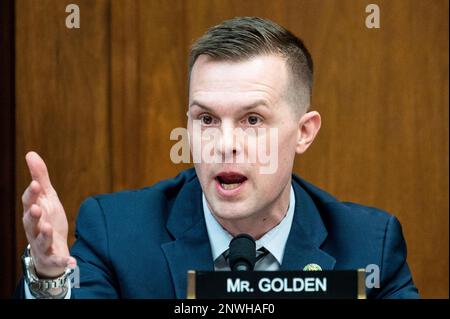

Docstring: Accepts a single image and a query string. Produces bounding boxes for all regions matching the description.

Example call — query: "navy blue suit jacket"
[16,168,419,298]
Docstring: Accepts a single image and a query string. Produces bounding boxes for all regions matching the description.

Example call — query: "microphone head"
[228,234,256,271]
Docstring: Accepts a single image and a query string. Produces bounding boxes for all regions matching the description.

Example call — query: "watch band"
[22,244,71,299]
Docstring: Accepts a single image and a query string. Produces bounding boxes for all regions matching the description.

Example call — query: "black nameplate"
[187,270,365,299]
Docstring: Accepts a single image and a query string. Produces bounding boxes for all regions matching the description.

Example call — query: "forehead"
[189,54,288,107]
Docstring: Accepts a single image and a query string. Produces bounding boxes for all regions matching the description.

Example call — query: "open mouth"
[215,172,248,191]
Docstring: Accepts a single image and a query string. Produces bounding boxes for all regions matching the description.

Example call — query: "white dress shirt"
[203,184,295,271]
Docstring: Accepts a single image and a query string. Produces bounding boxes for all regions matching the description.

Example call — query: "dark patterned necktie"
[223,247,270,265]
[255,247,270,263]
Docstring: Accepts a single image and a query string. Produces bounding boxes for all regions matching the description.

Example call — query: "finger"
[22,204,42,240]
[22,180,42,212]
[25,151,53,193]
[35,222,53,254]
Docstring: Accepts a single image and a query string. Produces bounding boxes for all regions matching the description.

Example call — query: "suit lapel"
[161,222,213,298]
[281,181,336,271]
[161,177,214,298]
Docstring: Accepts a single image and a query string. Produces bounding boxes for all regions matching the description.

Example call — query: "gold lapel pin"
[303,263,322,271]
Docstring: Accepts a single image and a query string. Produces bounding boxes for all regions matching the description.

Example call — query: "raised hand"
[21,151,77,278]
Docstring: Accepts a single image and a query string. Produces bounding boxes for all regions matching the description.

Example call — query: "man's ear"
[296,111,321,154]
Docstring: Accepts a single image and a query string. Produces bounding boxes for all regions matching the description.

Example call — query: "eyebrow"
[189,99,271,112]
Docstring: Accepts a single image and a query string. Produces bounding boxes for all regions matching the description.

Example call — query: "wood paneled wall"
[12,0,448,298]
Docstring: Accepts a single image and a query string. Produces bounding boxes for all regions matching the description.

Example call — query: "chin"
[210,200,255,220]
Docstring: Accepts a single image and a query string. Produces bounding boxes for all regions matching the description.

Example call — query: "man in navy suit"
[18,17,419,298]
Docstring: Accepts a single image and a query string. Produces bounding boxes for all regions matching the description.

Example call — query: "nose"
[216,122,243,162]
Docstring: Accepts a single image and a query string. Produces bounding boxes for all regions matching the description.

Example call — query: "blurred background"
[0,0,448,298]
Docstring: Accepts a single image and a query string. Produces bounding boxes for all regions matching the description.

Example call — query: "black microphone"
[228,234,256,271]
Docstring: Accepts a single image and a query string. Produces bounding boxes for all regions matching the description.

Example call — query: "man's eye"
[200,114,214,125]
[247,115,261,125]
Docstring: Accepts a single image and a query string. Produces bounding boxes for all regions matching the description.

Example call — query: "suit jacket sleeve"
[378,215,419,298]
[69,197,119,298]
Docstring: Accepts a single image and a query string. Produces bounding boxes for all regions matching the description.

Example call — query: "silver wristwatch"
[21,244,71,299]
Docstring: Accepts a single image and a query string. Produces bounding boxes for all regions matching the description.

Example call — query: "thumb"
[25,151,53,192]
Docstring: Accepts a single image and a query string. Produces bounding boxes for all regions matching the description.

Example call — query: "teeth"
[221,183,241,190]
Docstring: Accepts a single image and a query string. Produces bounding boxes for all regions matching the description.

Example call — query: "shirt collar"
[203,184,295,265]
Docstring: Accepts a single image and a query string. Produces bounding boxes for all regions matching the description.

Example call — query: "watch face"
[30,282,41,291]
